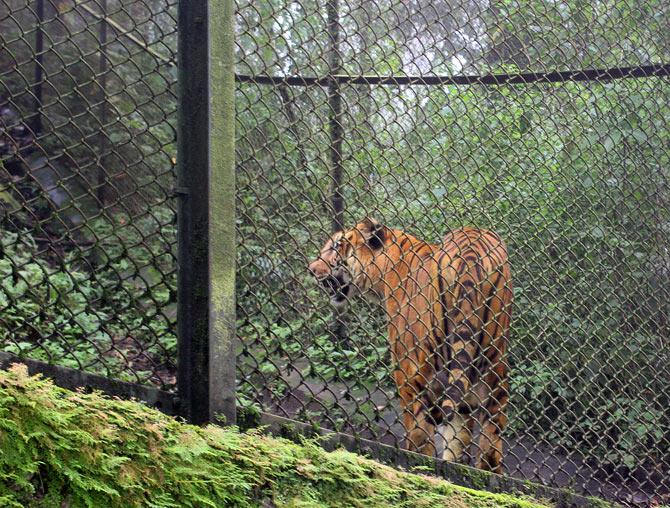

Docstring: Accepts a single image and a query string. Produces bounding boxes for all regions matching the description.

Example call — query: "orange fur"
[309,219,512,472]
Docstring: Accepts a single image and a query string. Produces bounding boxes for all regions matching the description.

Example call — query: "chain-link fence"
[0,0,178,388]
[236,1,670,505]
[2,0,670,505]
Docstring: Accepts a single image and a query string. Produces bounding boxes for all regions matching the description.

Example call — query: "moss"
[0,364,554,508]
[464,468,490,491]
[237,403,262,431]
[451,464,491,491]
[584,496,618,508]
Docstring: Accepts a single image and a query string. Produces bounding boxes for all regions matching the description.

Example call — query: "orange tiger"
[308,218,512,472]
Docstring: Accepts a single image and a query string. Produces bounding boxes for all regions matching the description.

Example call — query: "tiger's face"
[308,218,387,309]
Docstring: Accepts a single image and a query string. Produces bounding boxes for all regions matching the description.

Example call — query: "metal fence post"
[97,0,109,207]
[177,0,236,425]
[32,0,44,133]
[327,0,343,233]
[327,0,348,346]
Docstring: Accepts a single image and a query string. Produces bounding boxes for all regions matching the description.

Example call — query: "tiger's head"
[308,218,388,309]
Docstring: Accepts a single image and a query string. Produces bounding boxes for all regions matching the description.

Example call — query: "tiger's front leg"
[398,385,438,456]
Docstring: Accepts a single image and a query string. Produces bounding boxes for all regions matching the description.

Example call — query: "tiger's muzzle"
[308,261,353,308]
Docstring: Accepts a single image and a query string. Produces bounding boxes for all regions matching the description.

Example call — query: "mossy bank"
[0,364,553,507]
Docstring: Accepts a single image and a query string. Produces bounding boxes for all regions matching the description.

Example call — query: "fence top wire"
[236,62,670,86]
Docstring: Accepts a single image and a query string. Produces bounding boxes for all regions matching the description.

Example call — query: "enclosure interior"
[235,0,670,503]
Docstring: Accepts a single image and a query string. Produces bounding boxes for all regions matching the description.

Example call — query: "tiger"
[308,217,512,473]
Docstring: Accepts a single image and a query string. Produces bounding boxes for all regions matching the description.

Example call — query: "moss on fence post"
[207,0,237,427]
[176,0,236,425]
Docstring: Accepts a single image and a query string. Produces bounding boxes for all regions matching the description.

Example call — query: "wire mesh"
[0,0,178,388]
[236,0,670,505]
[2,0,670,505]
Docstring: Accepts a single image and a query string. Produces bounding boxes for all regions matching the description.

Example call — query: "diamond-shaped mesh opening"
[236,0,670,505]
[0,0,177,389]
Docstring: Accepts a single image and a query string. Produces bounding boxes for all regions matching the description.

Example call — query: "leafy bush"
[236,77,670,472]
[0,207,177,387]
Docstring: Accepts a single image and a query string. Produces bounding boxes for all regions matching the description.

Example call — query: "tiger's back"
[438,227,511,412]
[386,226,512,471]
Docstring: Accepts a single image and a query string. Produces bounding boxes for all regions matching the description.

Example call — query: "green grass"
[0,364,553,508]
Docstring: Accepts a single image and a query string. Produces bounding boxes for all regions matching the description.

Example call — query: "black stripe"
[460,253,480,266]
[415,244,433,258]
[476,234,499,257]
[435,252,452,372]
[452,235,471,252]
[425,370,450,405]
[455,282,476,311]
[428,304,441,366]
[468,253,486,282]
[485,386,509,410]
[445,379,466,403]
[453,348,473,368]
[436,252,451,337]
[489,271,503,290]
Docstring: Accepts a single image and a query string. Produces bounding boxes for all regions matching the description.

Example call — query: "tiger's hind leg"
[440,411,475,463]
[476,379,508,473]
[477,258,512,474]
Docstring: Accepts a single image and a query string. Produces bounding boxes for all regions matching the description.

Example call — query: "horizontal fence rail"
[235,63,670,86]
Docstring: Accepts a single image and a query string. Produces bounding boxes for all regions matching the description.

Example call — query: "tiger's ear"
[359,217,386,250]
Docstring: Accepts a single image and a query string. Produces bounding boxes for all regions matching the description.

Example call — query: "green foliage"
[0,209,176,386]
[0,364,553,508]
[0,230,113,370]
[0,0,178,387]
